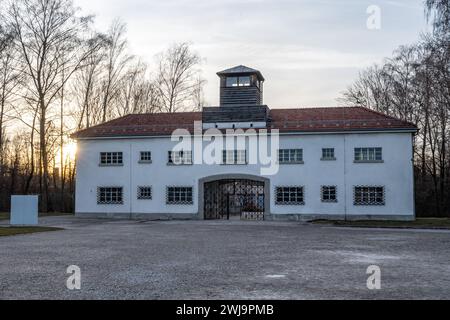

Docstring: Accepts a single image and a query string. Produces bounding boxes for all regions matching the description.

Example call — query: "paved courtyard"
[0,216,449,300]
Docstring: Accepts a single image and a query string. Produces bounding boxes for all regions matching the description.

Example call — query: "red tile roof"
[71,107,417,139]
[269,107,417,132]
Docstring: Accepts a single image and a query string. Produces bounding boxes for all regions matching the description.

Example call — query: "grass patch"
[0,226,64,237]
[312,218,450,230]
[0,212,74,221]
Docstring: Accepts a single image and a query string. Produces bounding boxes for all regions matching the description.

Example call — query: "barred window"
[100,152,123,165]
[322,148,335,160]
[354,186,385,205]
[222,150,247,165]
[167,187,193,205]
[137,186,152,200]
[275,187,304,205]
[354,148,382,162]
[97,187,123,204]
[278,149,303,163]
[321,186,337,202]
[139,151,152,163]
[168,150,192,165]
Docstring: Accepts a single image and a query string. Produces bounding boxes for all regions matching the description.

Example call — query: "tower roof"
[217,65,265,81]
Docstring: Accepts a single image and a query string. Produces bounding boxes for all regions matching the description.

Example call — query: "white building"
[72,66,417,221]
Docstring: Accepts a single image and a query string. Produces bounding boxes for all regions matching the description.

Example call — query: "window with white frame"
[321,186,337,202]
[275,186,304,205]
[354,148,382,162]
[137,186,152,200]
[222,150,247,165]
[100,152,123,165]
[166,187,193,205]
[168,150,192,165]
[354,186,385,205]
[97,187,123,204]
[139,151,152,163]
[278,149,303,164]
[322,148,335,160]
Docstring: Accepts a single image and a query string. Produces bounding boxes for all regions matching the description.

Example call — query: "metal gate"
[204,179,265,220]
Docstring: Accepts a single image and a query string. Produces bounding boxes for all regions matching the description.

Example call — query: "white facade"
[75,130,415,221]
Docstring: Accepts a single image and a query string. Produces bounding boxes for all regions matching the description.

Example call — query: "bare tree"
[338,65,392,113]
[100,19,131,122]
[5,0,100,211]
[73,33,108,129]
[340,34,450,216]
[0,27,21,174]
[116,59,146,116]
[425,0,450,37]
[131,78,162,114]
[192,75,207,111]
[115,60,162,116]
[155,42,203,113]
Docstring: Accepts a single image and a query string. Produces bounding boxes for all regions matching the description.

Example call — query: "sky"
[73,0,429,108]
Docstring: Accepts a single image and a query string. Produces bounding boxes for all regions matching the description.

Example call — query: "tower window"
[226,76,251,87]
[238,76,250,86]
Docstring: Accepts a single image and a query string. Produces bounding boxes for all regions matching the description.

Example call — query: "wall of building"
[75,131,415,220]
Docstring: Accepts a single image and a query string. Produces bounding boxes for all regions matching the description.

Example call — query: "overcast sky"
[74,0,429,108]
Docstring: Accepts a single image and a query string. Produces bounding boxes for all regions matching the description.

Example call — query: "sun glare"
[63,141,77,161]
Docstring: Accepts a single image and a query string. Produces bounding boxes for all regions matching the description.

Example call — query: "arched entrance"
[199,174,270,221]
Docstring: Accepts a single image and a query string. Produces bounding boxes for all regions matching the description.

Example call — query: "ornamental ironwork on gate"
[204,179,265,221]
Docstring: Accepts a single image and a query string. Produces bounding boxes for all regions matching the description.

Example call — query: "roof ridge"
[128,110,202,116]
[271,106,360,110]
[355,106,417,127]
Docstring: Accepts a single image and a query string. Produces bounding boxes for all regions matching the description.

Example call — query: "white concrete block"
[10,195,39,226]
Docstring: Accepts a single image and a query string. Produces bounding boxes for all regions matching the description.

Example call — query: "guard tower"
[202,65,269,129]
[217,65,265,106]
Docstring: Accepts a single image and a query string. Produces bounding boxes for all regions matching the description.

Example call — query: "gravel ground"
[0,216,449,300]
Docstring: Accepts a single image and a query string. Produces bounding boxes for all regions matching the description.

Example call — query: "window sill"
[353,160,384,164]
[138,161,152,164]
[321,158,336,161]
[167,163,193,166]
[97,202,124,205]
[98,164,124,167]
[220,163,248,166]
[277,161,304,165]
[354,203,385,206]
[275,202,305,206]
[166,202,194,205]
[322,200,338,203]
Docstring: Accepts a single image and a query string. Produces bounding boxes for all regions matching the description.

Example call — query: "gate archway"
[199,174,270,221]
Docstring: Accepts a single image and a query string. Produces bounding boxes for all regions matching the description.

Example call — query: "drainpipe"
[411,133,416,221]
[344,134,347,222]
[129,142,133,220]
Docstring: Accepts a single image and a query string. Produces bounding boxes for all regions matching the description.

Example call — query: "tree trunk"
[40,102,49,212]
[60,81,65,213]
